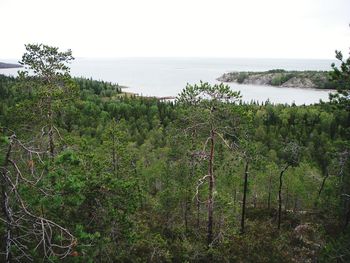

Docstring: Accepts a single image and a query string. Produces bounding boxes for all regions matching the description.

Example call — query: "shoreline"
[0,62,22,69]
[120,88,175,101]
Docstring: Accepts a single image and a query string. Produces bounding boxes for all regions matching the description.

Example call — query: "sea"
[0,57,337,105]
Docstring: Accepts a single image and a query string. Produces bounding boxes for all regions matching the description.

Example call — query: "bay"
[0,57,336,105]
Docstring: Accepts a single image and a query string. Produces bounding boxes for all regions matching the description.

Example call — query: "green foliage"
[177,81,241,105]
[237,72,248,83]
[320,232,350,262]
[268,69,286,73]
[270,73,294,86]
[329,49,350,105]
[1,45,349,262]
[20,43,74,78]
[75,77,122,96]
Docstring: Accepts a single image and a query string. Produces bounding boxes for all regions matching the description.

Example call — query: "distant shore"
[121,89,175,101]
[0,62,22,69]
[217,69,334,90]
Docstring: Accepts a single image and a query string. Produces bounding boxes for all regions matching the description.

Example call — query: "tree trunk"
[315,171,329,207]
[207,129,215,247]
[278,165,289,230]
[48,124,54,158]
[47,96,55,159]
[240,161,249,234]
[293,195,298,212]
[46,96,57,187]
[253,192,257,209]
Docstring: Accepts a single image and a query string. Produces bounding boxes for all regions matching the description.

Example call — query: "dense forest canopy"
[0,44,349,262]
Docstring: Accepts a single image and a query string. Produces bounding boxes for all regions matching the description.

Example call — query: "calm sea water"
[0,57,336,105]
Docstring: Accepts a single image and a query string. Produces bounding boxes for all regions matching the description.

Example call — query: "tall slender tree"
[177,81,240,247]
[19,44,76,158]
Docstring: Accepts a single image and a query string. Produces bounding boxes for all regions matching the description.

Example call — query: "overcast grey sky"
[1,0,349,59]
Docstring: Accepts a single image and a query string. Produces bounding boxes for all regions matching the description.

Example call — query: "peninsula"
[217,69,333,89]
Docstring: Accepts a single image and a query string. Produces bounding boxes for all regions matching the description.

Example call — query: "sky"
[1,0,349,59]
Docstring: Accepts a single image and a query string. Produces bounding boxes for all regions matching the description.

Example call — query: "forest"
[0,44,349,262]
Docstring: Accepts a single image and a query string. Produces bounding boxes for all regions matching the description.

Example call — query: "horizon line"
[1,56,337,62]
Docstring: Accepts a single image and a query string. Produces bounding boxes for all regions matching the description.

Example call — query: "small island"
[217,69,334,89]
[0,62,22,69]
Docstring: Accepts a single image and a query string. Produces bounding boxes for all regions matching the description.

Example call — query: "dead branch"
[0,134,76,261]
[193,174,210,204]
